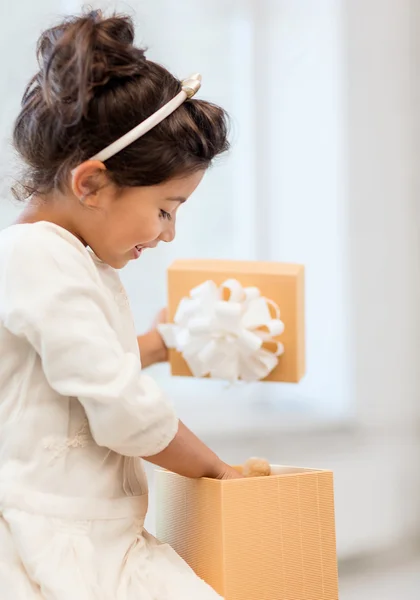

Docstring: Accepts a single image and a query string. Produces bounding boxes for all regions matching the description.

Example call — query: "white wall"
[0,1,57,218]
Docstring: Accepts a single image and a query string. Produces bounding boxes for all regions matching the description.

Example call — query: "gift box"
[161,259,305,383]
[156,465,338,600]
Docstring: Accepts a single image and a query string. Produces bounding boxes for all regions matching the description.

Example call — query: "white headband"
[89,73,202,163]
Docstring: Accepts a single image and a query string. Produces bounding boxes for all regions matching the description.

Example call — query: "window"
[119,0,351,421]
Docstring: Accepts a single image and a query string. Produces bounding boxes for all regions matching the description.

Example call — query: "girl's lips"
[133,246,143,259]
[132,243,157,259]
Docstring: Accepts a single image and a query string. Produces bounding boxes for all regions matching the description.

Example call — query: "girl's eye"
[159,209,172,220]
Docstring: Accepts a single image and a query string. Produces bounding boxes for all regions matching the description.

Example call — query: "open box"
[156,465,339,600]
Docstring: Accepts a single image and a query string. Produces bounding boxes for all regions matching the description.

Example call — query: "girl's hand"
[215,464,244,480]
[137,308,169,368]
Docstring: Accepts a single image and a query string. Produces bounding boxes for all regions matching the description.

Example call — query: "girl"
[0,10,241,600]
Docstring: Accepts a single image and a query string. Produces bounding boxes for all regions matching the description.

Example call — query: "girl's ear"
[71,160,109,207]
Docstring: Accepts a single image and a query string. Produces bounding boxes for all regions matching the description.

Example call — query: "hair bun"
[37,10,147,125]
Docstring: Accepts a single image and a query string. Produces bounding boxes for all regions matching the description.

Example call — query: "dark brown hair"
[13,10,229,200]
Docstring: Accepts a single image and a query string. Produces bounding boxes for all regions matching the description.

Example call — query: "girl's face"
[72,166,205,269]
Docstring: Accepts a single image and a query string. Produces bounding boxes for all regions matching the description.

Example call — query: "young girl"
[0,10,241,599]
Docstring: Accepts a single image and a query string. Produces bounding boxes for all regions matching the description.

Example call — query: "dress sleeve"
[0,225,178,457]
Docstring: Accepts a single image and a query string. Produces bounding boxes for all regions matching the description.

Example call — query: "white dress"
[0,221,222,600]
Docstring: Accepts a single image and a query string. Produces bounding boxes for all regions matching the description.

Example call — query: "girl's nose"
[159,219,176,243]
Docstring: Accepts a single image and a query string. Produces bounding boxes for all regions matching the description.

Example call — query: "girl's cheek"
[134,225,160,245]
[145,218,163,239]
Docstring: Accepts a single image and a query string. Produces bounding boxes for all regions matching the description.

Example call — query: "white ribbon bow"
[158,279,285,382]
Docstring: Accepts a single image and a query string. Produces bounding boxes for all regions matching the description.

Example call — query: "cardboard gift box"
[156,465,339,600]
[164,259,305,383]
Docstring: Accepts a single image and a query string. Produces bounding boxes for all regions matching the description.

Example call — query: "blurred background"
[1,0,419,598]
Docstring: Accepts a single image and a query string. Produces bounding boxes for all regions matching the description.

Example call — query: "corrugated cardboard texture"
[166,259,305,382]
[156,466,339,600]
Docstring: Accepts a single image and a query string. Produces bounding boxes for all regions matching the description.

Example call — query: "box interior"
[233,464,324,477]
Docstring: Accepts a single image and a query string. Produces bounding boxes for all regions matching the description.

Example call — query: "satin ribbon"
[158,279,285,382]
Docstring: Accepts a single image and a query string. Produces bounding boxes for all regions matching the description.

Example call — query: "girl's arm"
[144,420,242,480]
[2,225,178,459]
[137,328,167,368]
[137,311,241,479]
[137,308,167,368]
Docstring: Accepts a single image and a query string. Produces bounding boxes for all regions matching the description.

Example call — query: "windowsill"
[181,409,355,443]
[148,363,355,442]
